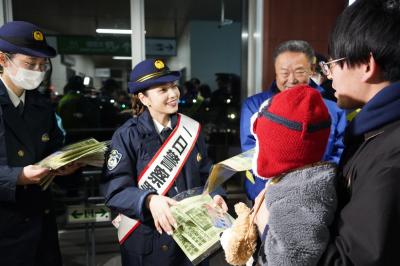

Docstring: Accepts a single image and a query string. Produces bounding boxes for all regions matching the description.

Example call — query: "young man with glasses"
[0,21,81,266]
[316,0,400,264]
[240,40,347,201]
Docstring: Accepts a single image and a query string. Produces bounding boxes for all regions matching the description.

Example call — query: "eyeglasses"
[319,57,346,76]
[5,54,51,72]
[21,60,51,72]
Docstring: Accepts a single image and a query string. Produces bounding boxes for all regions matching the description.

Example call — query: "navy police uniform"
[0,21,63,266]
[102,59,219,266]
[103,110,212,265]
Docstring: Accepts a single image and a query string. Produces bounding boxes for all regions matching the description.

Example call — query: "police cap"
[128,58,181,94]
[0,21,56,58]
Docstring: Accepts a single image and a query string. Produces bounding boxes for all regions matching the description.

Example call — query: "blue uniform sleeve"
[332,109,346,163]
[240,98,257,152]
[322,101,346,165]
[240,96,268,200]
[101,127,154,221]
[0,108,22,202]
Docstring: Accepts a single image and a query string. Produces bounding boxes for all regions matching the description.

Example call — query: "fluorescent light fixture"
[96,28,132,34]
[112,56,132,60]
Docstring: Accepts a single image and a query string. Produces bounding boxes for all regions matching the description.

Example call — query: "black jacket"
[0,80,64,266]
[320,82,400,265]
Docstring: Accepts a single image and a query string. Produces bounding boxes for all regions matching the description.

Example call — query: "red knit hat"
[252,85,331,179]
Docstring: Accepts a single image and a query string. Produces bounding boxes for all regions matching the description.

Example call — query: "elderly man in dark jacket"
[315,0,400,265]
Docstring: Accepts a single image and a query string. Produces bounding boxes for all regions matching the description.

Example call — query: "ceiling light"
[112,56,132,60]
[96,28,132,34]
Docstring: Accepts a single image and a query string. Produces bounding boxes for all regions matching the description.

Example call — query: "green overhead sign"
[57,36,131,56]
[56,36,176,56]
[67,204,111,224]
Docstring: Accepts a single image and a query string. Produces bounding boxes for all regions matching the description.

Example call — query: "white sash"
[114,114,200,244]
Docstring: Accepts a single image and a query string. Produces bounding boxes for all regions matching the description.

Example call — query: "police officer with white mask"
[0,21,81,266]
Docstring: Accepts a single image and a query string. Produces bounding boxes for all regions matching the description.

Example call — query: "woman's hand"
[213,195,228,212]
[17,165,50,185]
[53,162,84,176]
[146,194,178,235]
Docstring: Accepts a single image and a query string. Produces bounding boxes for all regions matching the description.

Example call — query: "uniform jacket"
[259,163,337,266]
[0,80,64,266]
[240,80,346,200]
[320,82,400,266]
[102,110,217,263]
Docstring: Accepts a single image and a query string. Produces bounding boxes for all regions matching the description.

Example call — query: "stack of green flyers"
[37,138,109,189]
[171,193,233,265]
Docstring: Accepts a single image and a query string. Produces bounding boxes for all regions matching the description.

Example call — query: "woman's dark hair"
[131,91,147,116]
[0,52,14,73]
[329,0,400,82]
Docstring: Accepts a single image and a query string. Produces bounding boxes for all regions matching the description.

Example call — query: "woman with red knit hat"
[251,85,337,265]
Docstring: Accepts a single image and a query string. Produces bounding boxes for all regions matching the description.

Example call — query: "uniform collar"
[0,79,12,105]
[152,118,172,134]
[0,76,25,107]
[349,82,400,136]
[138,109,178,134]
[0,79,50,109]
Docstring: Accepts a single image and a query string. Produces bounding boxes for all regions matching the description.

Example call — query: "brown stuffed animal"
[220,202,258,266]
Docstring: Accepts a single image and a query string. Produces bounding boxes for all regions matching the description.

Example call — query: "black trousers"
[0,210,62,266]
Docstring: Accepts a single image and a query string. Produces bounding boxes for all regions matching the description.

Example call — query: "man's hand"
[146,194,178,235]
[17,165,50,185]
[212,195,228,212]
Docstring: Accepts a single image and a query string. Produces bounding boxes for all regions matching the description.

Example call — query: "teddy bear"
[220,202,258,266]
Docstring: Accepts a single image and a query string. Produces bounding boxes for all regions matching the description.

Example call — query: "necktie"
[160,127,172,142]
[16,101,24,115]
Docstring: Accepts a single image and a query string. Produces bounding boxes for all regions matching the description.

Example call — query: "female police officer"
[102,59,227,265]
[0,21,80,266]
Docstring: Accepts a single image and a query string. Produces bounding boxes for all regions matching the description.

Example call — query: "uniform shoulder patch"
[107,150,122,171]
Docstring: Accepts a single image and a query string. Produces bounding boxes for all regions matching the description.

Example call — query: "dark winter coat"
[320,82,400,265]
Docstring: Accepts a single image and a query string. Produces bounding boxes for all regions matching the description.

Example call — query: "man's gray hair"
[273,40,315,64]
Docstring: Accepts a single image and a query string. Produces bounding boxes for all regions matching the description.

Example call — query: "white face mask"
[5,60,46,90]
